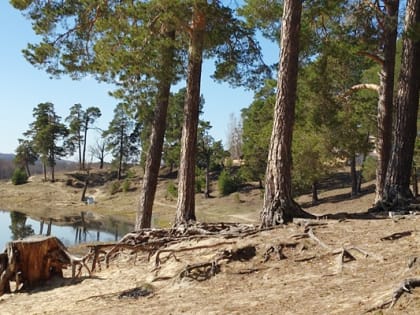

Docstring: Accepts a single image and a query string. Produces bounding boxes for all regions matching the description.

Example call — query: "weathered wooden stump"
[0,235,90,296]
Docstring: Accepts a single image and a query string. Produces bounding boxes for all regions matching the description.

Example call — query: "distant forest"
[0,154,77,180]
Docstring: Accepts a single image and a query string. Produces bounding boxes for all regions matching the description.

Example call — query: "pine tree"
[25,102,68,182]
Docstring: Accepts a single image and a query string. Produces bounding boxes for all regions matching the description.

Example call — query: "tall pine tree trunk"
[261,0,314,227]
[175,4,205,226]
[381,0,420,211]
[374,0,399,205]
[136,30,175,230]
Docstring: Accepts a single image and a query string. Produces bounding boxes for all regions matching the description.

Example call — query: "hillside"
[0,169,419,314]
[0,153,80,180]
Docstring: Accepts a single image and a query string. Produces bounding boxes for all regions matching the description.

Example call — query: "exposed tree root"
[154,241,236,267]
[177,245,257,281]
[179,261,220,281]
[390,278,420,308]
[367,278,420,312]
[263,242,298,262]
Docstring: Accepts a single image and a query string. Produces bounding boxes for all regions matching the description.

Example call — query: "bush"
[126,168,136,179]
[122,179,131,193]
[218,170,241,196]
[362,156,377,182]
[166,181,178,200]
[11,168,28,185]
[110,181,121,195]
[195,168,205,193]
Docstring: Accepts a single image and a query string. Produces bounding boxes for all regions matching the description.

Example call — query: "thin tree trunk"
[374,0,399,205]
[25,162,31,178]
[381,0,420,211]
[350,154,358,197]
[261,0,314,227]
[175,4,205,226]
[82,118,89,170]
[43,162,47,182]
[117,125,124,181]
[311,181,319,205]
[136,30,175,230]
[78,133,82,170]
[204,165,210,198]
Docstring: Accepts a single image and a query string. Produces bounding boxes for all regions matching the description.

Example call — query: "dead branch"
[294,255,316,263]
[380,230,413,241]
[407,256,418,269]
[336,248,356,273]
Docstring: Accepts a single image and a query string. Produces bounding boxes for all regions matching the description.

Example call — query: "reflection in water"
[9,211,34,240]
[0,210,133,250]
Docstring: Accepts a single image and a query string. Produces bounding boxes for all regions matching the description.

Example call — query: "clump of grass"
[166,181,177,200]
[110,181,121,195]
[122,179,131,193]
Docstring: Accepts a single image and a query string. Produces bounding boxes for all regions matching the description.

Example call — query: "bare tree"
[226,113,243,161]
[89,138,108,169]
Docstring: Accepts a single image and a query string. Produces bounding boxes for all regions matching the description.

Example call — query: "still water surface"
[0,210,133,250]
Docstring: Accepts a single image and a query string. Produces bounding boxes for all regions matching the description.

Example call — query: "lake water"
[0,210,134,250]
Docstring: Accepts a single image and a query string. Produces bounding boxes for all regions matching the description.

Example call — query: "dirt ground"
[0,171,419,314]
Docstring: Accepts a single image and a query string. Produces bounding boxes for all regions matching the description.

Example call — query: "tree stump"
[0,235,88,296]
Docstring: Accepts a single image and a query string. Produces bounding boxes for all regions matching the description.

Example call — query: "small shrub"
[126,168,136,179]
[362,156,377,182]
[110,181,121,195]
[122,179,131,193]
[218,170,240,196]
[195,168,205,193]
[11,168,28,185]
[166,181,178,200]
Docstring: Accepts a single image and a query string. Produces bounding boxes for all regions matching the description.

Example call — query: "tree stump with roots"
[0,235,89,296]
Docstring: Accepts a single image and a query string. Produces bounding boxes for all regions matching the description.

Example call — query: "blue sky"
[0,1,278,159]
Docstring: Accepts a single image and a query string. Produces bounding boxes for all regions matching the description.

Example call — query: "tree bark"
[381,0,420,211]
[260,0,314,227]
[0,236,85,295]
[374,0,400,205]
[175,4,206,225]
[412,166,418,197]
[136,30,175,230]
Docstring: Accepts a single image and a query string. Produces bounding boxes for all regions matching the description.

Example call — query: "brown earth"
[0,169,419,314]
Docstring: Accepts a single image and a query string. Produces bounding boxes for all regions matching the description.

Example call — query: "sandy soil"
[0,171,419,314]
